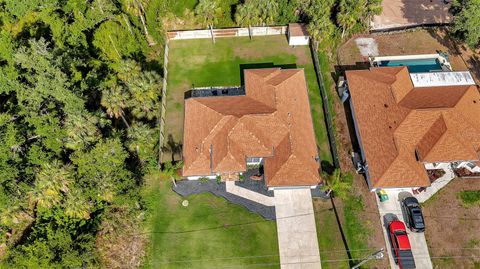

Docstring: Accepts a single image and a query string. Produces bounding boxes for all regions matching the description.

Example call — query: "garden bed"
[453,168,480,178]
[427,169,446,182]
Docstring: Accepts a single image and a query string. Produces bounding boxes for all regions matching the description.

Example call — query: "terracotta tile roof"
[288,23,308,37]
[182,68,321,187]
[346,66,480,188]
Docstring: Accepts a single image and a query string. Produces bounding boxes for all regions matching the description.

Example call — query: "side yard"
[422,178,480,269]
[142,173,279,269]
[164,35,332,163]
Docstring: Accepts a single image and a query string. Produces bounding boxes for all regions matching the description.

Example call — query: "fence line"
[167,26,287,40]
[310,42,340,169]
[158,41,169,167]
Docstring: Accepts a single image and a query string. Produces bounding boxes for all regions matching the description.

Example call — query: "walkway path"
[274,188,321,269]
[414,163,455,203]
[376,190,433,269]
[225,181,275,206]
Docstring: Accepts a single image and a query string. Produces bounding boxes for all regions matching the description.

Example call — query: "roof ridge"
[416,114,447,160]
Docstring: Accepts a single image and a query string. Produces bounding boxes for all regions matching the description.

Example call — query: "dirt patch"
[96,207,147,269]
[291,46,310,65]
[422,178,480,269]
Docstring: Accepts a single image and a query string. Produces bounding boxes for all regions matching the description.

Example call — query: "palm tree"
[306,0,335,49]
[30,163,73,210]
[337,0,362,38]
[64,188,92,219]
[258,0,279,26]
[321,169,352,199]
[195,0,221,29]
[127,71,161,120]
[365,0,382,29]
[123,0,155,45]
[64,112,100,150]
[235,1,258,38]
[101,84,131,129]
[127,122,156,163]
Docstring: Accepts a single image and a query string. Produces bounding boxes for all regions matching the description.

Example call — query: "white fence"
[167,26,287,40]
[158,42,168,166]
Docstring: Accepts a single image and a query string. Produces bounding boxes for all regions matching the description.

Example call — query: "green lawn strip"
[166,36,332,163]
[142,175,279,269]
[339,176,370,263]
[458,190,480,207]
[314,199,350,269]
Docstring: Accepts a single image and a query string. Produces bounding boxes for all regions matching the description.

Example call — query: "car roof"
[389,220,406,231]
[404,196,420,205]
[397,234,412,249]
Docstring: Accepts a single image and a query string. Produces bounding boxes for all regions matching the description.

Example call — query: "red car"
[388,220,416,269]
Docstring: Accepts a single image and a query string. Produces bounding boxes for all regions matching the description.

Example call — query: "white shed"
[288,23,309,46]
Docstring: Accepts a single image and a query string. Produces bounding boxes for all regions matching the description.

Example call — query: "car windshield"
[413,215,424,227]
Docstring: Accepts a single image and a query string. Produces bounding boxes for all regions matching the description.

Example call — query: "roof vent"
[384,104,389,108]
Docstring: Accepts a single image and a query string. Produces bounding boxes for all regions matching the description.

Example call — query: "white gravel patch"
[355,38,379,57]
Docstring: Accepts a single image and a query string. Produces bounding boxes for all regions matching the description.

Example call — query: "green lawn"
[314,199,350,269]
[142,174,279,269]
[458,190,480,207]
[165,35,332,163]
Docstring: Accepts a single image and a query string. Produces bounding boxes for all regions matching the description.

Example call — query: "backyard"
[337,28,479,83]
[164,35,332,164]
[142,173,279,269]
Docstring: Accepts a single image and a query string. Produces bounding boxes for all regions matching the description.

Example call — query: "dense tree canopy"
[452,0,480,48]
[0,0,162,267]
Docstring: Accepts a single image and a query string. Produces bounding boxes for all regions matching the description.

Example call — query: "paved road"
[274,188,322,269]
[376,190,433,269]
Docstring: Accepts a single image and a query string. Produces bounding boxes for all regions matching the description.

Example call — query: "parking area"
[376,190,433,269]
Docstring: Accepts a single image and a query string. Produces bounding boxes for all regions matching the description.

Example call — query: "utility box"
[288,23,309,46]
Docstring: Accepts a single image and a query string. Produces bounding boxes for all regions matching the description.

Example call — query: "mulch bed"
[453,168,480,178]
[427,169,446,183]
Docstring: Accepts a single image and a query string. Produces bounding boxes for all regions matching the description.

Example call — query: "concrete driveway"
[376,190,433,269]
[274,188,321,269]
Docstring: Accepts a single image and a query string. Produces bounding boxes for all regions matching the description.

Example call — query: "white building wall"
[187,175,217,180]
[288,36,309,46]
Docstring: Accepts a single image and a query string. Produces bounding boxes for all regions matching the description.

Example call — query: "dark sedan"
[401,196,425,232]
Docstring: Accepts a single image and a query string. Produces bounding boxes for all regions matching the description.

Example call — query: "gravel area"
[311,185,330,199]
[173,179,276,220]
[236,168,274,197]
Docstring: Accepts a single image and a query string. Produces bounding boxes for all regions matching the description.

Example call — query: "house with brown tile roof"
[345,66,480,190]
[182,68,321,189]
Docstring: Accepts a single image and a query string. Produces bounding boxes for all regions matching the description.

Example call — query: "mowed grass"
[313,199,350,269]
[458,190,480,207]
[142,175,279,269]
[166,35,332,163]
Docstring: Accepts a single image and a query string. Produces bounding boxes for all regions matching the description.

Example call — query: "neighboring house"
[182,68,321,190]
[371,0,452,31]
[288,23,309,46]
[345,66,480,190]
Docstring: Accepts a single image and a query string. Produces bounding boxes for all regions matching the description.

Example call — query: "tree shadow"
[162,134,183,163]
[400,0,452,27]
[321,160,335,175]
